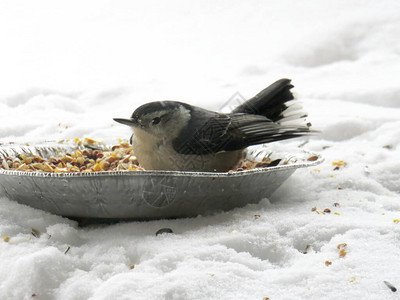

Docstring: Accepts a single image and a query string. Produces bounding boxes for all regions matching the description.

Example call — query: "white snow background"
[1,1,400,299]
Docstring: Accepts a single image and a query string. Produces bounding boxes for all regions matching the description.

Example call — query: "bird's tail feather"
[232,79,307,125]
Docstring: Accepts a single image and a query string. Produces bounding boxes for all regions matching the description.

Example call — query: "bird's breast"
[131,127,243,171]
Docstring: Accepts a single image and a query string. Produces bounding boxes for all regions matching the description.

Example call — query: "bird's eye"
[151,117,161,125]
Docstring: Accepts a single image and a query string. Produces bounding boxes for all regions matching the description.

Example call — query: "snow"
[1,0,400,299]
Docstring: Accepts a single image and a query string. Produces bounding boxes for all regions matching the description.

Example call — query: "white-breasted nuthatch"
[114,78,311,172]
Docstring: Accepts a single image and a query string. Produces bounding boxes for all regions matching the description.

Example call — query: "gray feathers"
[172,112,310,155]
[172,78,311,155]
[232,78,294,122]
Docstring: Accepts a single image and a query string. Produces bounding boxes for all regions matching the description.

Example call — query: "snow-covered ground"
[1,1,400,299]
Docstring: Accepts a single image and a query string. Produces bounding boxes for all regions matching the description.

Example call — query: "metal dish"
[0,142,323,220]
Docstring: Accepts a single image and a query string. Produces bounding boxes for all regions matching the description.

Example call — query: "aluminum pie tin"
[0,142,323,220]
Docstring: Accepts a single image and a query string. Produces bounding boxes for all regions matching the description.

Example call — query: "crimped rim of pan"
[0,143,323,178]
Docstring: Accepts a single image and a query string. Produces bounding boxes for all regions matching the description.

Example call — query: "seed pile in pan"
[0,139,282,173]
[0,141,141,173]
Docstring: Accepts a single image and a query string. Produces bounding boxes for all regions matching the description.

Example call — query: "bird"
[113,78,311,172]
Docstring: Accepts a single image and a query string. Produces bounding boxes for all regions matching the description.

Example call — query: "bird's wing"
[173,112,310,155]
[172,113,233,155]
[223,114,310,151]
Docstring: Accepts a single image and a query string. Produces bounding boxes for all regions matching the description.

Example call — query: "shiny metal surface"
[0,143,323,220]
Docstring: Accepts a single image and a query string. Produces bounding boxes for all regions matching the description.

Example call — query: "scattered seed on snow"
[31,228,41,238]
[384,281,397,292]
[156,228,174,236]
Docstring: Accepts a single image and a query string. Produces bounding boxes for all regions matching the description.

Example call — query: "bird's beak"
[113,118,138,127]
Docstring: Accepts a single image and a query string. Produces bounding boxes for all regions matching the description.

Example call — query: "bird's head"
[114,101,191,140]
